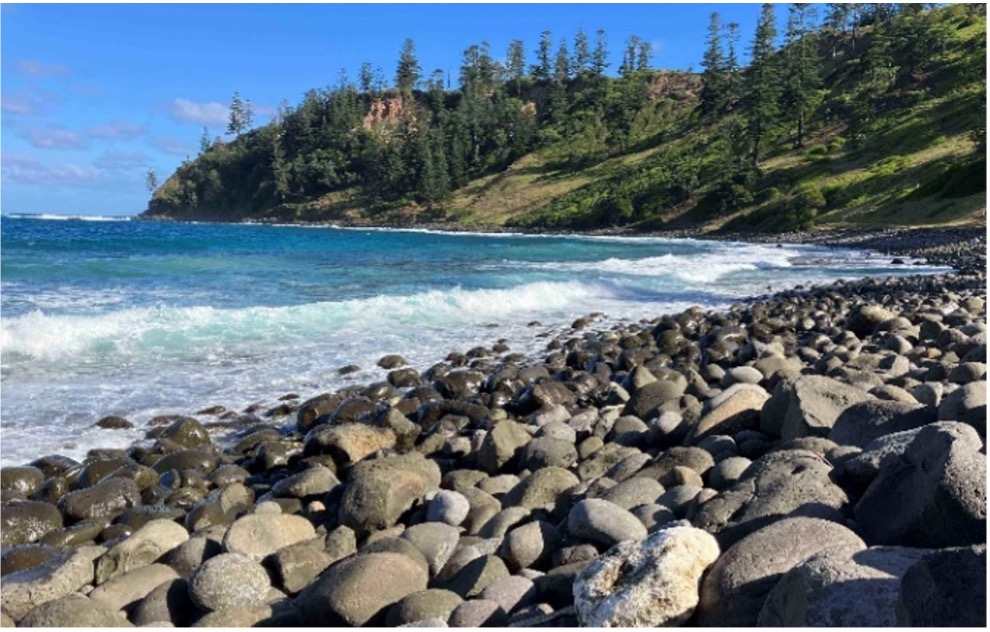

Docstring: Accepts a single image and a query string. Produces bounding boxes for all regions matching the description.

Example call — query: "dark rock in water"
[295,393,344,433]
[75,457,131,490]
[28,455,81,479]
[328,396,380,425]
[160,416,211,448]
[896,545,987,627]
[759,546,927,626]
[435,370,486,400]
[855,423,986,547]
[378,354,408,369]
[196,405,227,415]
[95,415,134,430]
[295,552,428,626]
[1,499,63,548]
[697,517,866,627]
[388,367,422,388]
[151,447,219,476]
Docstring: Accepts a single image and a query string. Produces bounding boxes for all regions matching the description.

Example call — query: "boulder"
[295,552,428,626]
[296,393,343,432]
[385,589,462,626]
[18,593,128,628]
[1,548,98,620]
[597,477,665,510]
[687,384,769,443]
[222,513,317,561]
[624,379,685,420]
[401,522,460,576]
[1,500,62,547]
[567,499,647,548]
[828,400,937,448]
[191,605,273,627]
[270,466,338,498]
[160,417,210,449]
[478,575,537,614]
[132,578,198,627]
[896,545,987,627]
[500,521,560,572]
[518,437,577,470]
[95,519,188,584]
[855,424,986,547]
[339,469,426,535]
[780,375,873,440]
[426,490,470,527]
[477,419,531,474]
[501,467,579,513]
[573,525,719,626]
[441,555,509,599]
[271,541,334,594]
[447,599,508,627]
[759,546,928,626]
[89,563,179,612]
[938,381,987,435]
[189,552,271,611]
[59,478,141,524]
[696,517,866,626]
[304,423,395,467]
[1,467,45,499]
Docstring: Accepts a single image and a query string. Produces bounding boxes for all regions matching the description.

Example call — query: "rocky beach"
[1,227,986,628]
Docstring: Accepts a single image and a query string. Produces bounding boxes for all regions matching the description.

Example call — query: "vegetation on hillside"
[144,3,986,232]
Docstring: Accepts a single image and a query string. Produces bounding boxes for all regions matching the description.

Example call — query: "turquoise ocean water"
[0,215,947,464]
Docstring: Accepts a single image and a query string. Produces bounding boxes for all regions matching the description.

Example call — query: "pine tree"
[227,91,247,137]
[620,36,641,77]
[272,127,290,201]
[700,12,727,116]
[555,40,571,81]
[592,29,610,76]
[396,38,421,94]
[825,3,852,56]
[199,127,211,153]
[573,28,591,76]
[532,31,553,81]
[359,62,374,94]
[746,3,781,165]
[782,3,821,148]
[507,39,526,93]
[724,21,742,111]
[636,41,652,71]
[145,167,158,193]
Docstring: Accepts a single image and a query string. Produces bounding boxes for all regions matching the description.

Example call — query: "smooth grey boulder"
[696,517,866,627]
[1,547,99,621]
[938,381,987,435]
[828,400,937,448]
[1,500,62,547]
[189,552,271,611]
[95,519,189,584]
[18,593,129,628]
[855,424,986,547]
[567,499,647,548]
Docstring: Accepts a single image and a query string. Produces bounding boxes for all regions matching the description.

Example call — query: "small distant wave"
[517,244,801,284]
[4,213,132,222]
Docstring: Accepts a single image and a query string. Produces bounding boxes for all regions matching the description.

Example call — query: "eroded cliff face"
[362,96,407,131]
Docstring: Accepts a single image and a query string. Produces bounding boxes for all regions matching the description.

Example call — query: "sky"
[1,2,768,217]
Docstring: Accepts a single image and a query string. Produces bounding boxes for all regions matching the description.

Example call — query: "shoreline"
[1,224,985,627]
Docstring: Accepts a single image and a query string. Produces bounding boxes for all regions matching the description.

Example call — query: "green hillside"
[143,4,986,233]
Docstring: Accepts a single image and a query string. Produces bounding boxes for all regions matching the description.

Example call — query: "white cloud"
[1,153,102,186]
[93,150,151,171]
[1,95,35,115]
[23,127,87,150]
[169,98,229,126]
[13,59,68,78]
[87,121,148,140]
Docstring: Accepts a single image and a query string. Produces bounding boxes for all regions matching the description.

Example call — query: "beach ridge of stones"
[1,232,986,627]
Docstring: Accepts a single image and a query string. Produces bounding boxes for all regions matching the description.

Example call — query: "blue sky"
[1,3,769,216]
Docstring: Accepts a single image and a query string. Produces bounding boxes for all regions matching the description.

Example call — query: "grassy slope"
[183,6,986,232]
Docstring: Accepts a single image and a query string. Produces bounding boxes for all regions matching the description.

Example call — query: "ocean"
[0,214,949,465]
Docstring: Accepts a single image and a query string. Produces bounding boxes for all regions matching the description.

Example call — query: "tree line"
[148,3,982,223]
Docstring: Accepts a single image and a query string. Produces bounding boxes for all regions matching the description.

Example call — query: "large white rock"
[573,524,719,627]
[96,519,189,584]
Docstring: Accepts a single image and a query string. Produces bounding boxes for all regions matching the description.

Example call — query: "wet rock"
[96,416,134,430]
[697,517,866,626]
[60,478,141,524]
[295,552,428,626]
[160,417,210,449]
[189,552,271,611]
[1,500,62,547]
[378,354,408,369]
[573,525,719,627]
[1,467,44,499]
[296,394,343,433]
[0,544,61,578]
